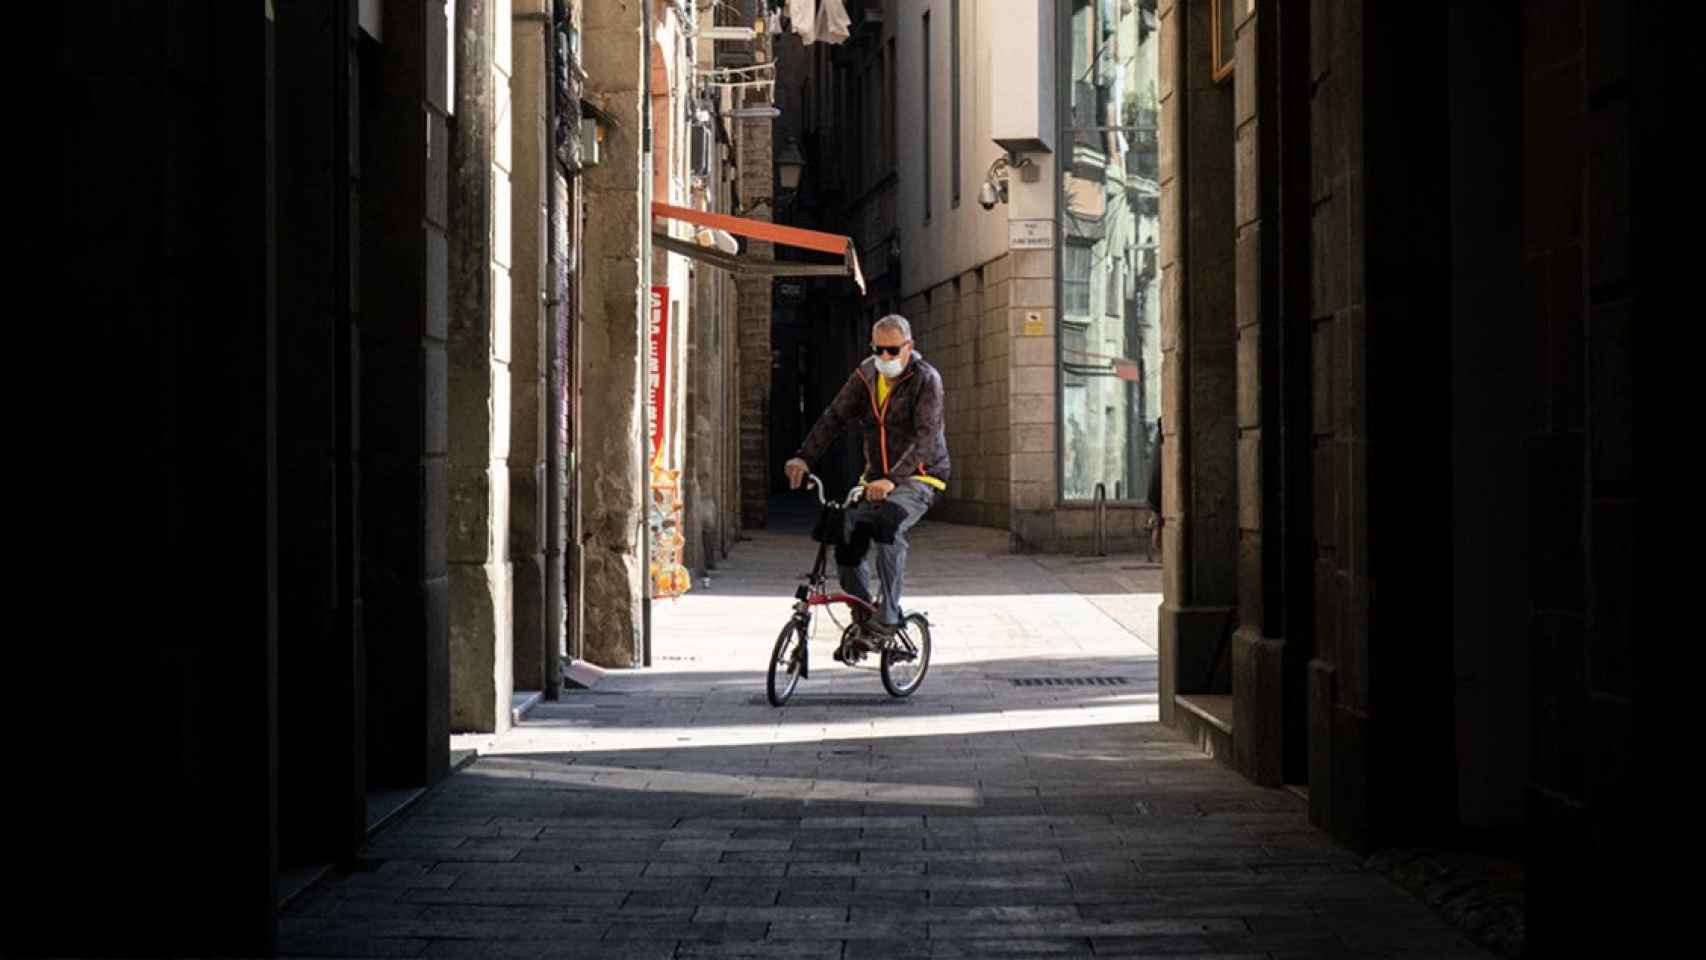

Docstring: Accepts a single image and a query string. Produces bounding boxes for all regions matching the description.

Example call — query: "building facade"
[30,0,781,951]
[1156,0,1654,953]
[779,0,1161,552]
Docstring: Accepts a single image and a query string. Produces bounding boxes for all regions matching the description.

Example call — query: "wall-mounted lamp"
[570,97,617,173]
[776,137,805,192]
[580,117,605,168]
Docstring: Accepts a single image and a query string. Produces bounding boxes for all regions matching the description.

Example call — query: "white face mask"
[875,354,906,378]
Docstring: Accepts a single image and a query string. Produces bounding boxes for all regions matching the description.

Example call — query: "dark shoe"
[864,620,899,640]
[836,624,870,663]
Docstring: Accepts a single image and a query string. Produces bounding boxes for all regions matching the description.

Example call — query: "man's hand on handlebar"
[865,478,896,502]
[784,458,810,490]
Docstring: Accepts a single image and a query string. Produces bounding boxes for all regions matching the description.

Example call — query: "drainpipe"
[640,0,654,668]
[542,1,563,700]
[1093,482,1109,556]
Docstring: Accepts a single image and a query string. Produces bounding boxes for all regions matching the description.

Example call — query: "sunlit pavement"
[282,515,1495,959]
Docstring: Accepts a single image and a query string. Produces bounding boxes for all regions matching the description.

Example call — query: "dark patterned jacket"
[796,353,951,487]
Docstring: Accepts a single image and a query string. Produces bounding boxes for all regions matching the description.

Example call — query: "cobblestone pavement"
[282,515,1495,959]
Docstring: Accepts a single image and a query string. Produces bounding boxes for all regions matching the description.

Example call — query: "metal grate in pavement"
[1008,676,1133,687]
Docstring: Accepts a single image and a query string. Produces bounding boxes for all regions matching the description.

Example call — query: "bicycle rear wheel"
[767,618,807,706]
[880,613,932,698]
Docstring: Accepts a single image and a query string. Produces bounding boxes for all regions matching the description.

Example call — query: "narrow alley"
[35,0,1652,955]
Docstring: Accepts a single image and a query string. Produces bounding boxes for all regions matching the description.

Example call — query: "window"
[1064,242,1092,317]
[922,10,932,222]
[1212,0,1237,82]
[950,0,961,208]
[857,69,869,192]
[867,60,881,185]
[1056,0,1162,503]
[884,38,896,172]
[832,63,846,187]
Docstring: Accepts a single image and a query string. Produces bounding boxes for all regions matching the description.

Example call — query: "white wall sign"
[1010,219,1053,250]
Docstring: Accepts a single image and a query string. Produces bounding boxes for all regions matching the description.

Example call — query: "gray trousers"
[839,480,937,627]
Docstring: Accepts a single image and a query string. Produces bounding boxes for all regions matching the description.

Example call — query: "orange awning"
[651,202,865,294]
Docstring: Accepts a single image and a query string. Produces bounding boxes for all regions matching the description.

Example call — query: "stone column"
[1229,0,1287,787]
[275,0,365,867]
[579,0,647,666]
[1157,0,1239,735]
[1007,246,1057,551]
[448,0,516,733]
[362,0,453,789]
[43,4,282,949]
[736,110,774,529]
[724,267,743,551]
[551,167,574,678]
[511,0,552,694]
[546,3,577,693]
[1308,0,1459,852]
[688,259,722,574]
[979,255,1013,531]
[1520,2,1648,951]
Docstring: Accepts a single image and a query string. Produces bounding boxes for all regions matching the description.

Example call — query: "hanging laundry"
[789,0,818,45]
[815,0,851,46]
[1111,61,1130,156]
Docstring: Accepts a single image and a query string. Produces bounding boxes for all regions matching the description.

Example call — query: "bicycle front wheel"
[880,613,932,698]
[767,618,807,706]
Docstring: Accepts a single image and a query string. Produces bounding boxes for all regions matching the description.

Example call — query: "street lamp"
[776,137,805,192]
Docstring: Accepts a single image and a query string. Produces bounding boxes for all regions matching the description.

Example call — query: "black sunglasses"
[871,343,908,357]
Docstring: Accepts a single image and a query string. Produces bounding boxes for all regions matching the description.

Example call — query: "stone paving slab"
[280,520,1494,959]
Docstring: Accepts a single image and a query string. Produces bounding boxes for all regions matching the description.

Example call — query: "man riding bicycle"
[784,314,950,647]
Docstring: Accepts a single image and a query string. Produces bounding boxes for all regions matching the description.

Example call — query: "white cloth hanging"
[789,0,818,45]
[1111,61,1130,156]
[815,0,851,46]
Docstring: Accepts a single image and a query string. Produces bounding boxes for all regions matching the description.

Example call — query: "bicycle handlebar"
[804,473,864,509]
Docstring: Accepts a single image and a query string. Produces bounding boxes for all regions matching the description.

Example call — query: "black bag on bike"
[810,505,844,545]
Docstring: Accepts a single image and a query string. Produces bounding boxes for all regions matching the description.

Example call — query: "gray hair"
[872,314,913,341]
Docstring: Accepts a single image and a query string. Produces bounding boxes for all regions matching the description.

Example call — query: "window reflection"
[1059,0,1160,502]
